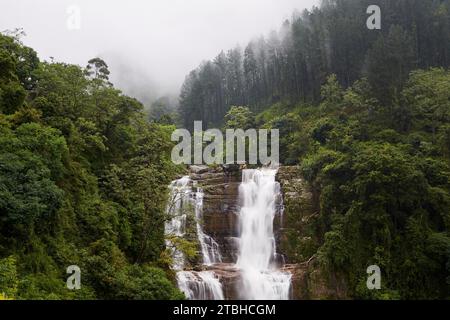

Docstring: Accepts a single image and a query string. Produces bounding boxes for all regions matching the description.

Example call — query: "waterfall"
[177,271,224,300]
[166,168,291,300]
[165,177,191,270]
[165,176,224,300]
[236,168,292,300]
[193,182,222,265]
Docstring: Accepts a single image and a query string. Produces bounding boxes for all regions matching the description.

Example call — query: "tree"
[0,46,26,115]
[320,74,344,112]
[86,57,112,86]
[0,123,66,233]
[402,68,450,143]
[148,96,176,123]
[366,25,416,103]
[224,106,255,130]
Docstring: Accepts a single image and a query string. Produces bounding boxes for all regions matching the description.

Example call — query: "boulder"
[189,165,211,174]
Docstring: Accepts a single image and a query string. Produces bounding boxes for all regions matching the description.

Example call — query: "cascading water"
[176,271,224,300]
[165,177,190,270]
[236,168,292,300]
[165,168,291,300]
[165,176,224,300]
[193,182,222,265]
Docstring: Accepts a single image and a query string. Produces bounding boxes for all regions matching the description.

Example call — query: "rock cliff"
[276,166,348,299]
[186,165,347,300]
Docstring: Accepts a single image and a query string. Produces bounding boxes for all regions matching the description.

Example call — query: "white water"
[165,176,224,300]
[236,168,292,300]
[176,271,224,300]
[165,177,191,270]
[193,182,222,265]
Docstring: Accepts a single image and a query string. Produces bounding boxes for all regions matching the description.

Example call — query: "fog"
[0,0,318,103]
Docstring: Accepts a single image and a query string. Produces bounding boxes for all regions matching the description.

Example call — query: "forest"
[179,0,450,130]
[1,0,450,300]
[0,31,184,299]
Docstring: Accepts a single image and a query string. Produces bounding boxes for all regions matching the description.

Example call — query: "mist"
[0,0,318,104]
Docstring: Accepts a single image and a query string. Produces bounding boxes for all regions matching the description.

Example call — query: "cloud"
[0,0,318,99]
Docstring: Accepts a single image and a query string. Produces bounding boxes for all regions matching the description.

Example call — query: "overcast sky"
[1,0,319,100]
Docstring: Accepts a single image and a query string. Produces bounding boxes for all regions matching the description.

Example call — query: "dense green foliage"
[0,32,183,300]
[297,71,450,299]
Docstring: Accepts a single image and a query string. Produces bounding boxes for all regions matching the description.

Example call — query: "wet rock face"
[190,165,211,175]
[276,166,348,300]
[191,166,286,265]
[275,166,316,264]
[283,261,348,300]
[190,166,241,263]
[206,263,242,300]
